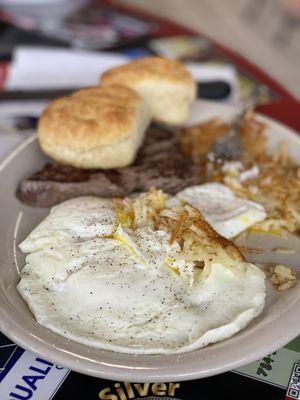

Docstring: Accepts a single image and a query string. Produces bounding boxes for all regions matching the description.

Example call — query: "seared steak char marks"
[16,127,201,207]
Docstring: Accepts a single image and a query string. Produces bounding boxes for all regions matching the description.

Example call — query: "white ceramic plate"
[0,100,299,382]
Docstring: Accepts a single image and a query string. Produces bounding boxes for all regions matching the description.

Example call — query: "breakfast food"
[100,57,196,126]
[18,189,265,354]
[38,86,151,169]
[268,264,297,291]
[176,183,266,239]
[181,116,300,238]
[16,57,198,206]
[17,127,200,207]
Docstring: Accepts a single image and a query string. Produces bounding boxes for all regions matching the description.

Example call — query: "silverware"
[0,89,75,101]
[0,81,231,102]
[208,86,265,161]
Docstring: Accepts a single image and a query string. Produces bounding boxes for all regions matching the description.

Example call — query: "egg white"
[176,183,266,239]
[19,197,116,253]
[18,195,265,354]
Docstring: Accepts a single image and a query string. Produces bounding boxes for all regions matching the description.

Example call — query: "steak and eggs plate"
[13,56,298,356]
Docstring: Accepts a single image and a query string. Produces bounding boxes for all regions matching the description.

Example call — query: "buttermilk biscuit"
[100,57,196,126]
[38,86,151,169]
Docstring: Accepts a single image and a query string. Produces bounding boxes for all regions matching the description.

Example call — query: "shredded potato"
[180,115,300,237]
[268,265,297,291]
[114,189,246,283]
[114,189,297,290]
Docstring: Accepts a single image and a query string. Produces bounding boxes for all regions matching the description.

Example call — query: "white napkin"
[5,46,240,106]
[5,46,129,90]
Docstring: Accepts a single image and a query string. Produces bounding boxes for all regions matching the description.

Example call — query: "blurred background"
[119,0,300,98]
[0,0,299,114]
[0,0,300,98]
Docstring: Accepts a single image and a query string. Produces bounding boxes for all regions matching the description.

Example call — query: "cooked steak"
[16,126,201,207]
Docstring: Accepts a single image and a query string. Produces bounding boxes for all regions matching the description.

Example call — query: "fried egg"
[18,191,265,354]
[19,197,116,253]
[176,183,266,239]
